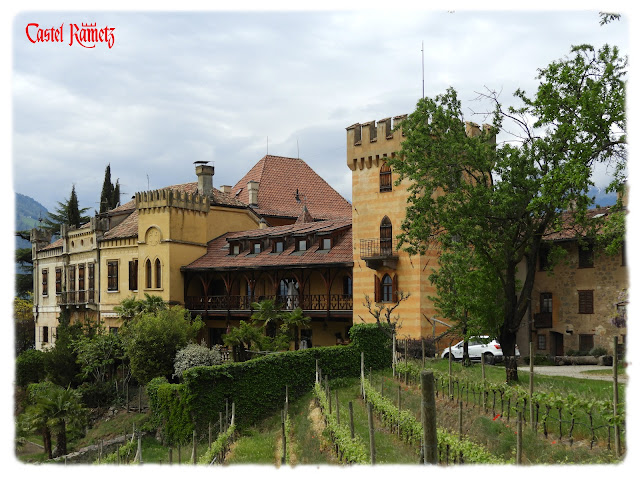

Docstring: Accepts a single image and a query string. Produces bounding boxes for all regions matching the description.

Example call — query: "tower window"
[380,163,392,192]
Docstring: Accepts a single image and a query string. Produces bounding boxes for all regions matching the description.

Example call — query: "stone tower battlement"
[346,115,407,171]
[135,188,210,213]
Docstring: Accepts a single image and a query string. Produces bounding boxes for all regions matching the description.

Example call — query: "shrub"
[173,341,223,379]
[150,323,391,439]
[589,346,608,357]
[76,382,116,408]
[16,349,46,386]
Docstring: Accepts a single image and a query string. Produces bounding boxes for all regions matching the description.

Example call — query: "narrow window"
[146,259,152,288]
[252,242,261,254]
[540,292,552,313]
[379,162,392,192]
[539,243,550,271]
[579,334,594,353]
[380,216,392,254]
[578,242,594,268]
[342,276,352,296]
[274,240,284,253]
[42,269,48,297]
[107,261,118,291]
[55,268,62,294]
[298,239,307,251]
[78,264,85,302]
[42,326,49,344]
[88,263,95,302]
[381,274,393,302]
[155,258,162,288]
[68,265,76,292]
[232,244,240,255]
[578,290,594,314]
[537,334,546,350]
[129,260,138,290]
[322,238,331,250]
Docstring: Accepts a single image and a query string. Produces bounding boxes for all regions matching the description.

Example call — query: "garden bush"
[150,323,392,440]
[76,381,116,408]
[16,348,46,386]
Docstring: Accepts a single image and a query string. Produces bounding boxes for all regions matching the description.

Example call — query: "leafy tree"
[14,294,35,354]
[19,382,87,458]
[41,185,90,234]
[73,330,124,384]
[388,43,626,382]
[119,305,203,384]
[114,293,167,323]
[222,320,264,361]
[99,164,121,213]
[42,310,86,388]
[15,245,33,298]
[173,341,223,379]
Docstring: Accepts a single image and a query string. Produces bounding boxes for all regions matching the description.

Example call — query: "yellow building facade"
[346,117,445,341]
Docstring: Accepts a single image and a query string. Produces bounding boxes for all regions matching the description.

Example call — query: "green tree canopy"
[41,185,90,234]
[99,164,121,213]
[388,43,626,382]
[119,305,203,384]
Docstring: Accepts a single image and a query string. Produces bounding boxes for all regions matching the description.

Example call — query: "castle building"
[30,155,352,350]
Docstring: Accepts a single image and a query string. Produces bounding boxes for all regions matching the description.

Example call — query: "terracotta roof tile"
[232,155,352,221]
[41,237,63,251]
[185,220,353,270]
[102,210,139,240]
[543,206,622,241]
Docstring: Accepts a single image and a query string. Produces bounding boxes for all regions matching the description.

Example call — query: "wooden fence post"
[529,341,535,428]
[516,410,523,465]
[316,359,319,383]
[421,371,438,464]
[481,353,486,411]
[404,340,408,369]
[422,338,425,368]
[137,431,142,465]
[392,333,397,378]
[281,409,286,465]
[398,384,402,436]
[191,429,197,464]
[458,400,463,440]
[613,336,621,456]
[225,398,229,430]
[367,402,376,465]
[448,342,453,399]
[349,401,355,439]
[335,390,340,424]
[219,411,223,434]
[361,351,365,399]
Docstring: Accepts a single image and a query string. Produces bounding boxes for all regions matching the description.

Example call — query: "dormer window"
[297,239,308,252]
[274,240,284,253]
[321,237,331,250]
[230,243,240,255]
[252,242,261,254]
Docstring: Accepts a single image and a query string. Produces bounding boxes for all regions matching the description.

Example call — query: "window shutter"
[374,275,380,303]
[392,274,398,303]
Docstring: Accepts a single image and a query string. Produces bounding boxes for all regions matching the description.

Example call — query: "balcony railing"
[534,312,553,329]
[57,290,97,306]
[185,293,352,312]
[359,238,399,269]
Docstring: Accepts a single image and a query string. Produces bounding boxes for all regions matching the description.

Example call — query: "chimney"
[194,161,214,197]
[247,181,259,206]
[465,122,481,138]
[220,185,232,194]
[259,218,267,229]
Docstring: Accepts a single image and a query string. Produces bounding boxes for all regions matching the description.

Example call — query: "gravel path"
[517,365,627,383]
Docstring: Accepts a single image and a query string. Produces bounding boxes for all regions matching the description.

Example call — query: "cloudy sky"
[9,4,630,215]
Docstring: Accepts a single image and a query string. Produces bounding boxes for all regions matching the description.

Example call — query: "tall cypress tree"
[112,179,120,208]
[99,164,114,214]
[68,185,81,227]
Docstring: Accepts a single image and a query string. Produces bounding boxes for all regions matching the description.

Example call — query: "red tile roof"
[102,210,139,240]
[543,206,621,241]
[232,155,352,221]
[184,219,353,270]
[41,237,63,251]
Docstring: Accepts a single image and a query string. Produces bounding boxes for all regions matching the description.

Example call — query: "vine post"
[613,336,621,456]
[481,353,486,411]
[448,341,453,399]
[349,401,355,439]
[335,390,340,424]
[458,401,463,440]
[421,370,438,464]
[422,338,425,368]
[516,410,523,465]
[529,341,535,427]
[392,333,396,378]
[367,402,376,465]
[191,429,196,464]
[281,409,286,465]
[360,352,365,399]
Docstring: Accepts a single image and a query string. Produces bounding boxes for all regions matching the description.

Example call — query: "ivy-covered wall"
[148,323,392,444]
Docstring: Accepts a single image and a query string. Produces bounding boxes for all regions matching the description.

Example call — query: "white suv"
[441,336,520,364]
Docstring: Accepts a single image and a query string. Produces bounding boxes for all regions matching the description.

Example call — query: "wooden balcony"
[57,290,97,307]
[534,312,553,329]
[359,238,399,269]
[185,294,352,314]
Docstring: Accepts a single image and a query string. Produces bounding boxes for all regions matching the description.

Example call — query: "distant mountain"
[15,193,49,250]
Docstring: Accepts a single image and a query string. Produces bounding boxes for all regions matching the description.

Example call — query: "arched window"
[155,258,162,288]
[146,259,152,289]
[379,163,392,192]
[381,274,393,302]
[380,216,392,255]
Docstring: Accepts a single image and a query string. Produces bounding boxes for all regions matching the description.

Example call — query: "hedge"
[16,348,46,387]
[150,323,392,443]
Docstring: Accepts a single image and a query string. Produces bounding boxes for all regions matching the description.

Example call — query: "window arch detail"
[155,258,162,288]
[380,216,392,255]
[145,259,152,289]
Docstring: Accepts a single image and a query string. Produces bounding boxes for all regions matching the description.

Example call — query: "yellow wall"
[347,117,446,340]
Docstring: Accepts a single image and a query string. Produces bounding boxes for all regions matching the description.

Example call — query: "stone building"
[520,206,628,357]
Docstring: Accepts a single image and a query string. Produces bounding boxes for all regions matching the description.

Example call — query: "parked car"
[441,336,520,364]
